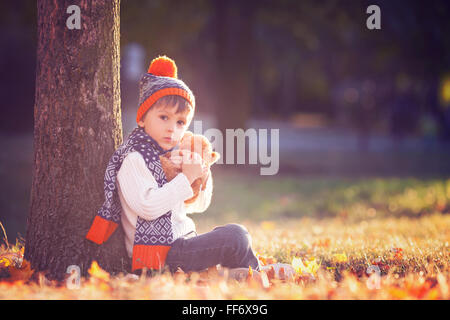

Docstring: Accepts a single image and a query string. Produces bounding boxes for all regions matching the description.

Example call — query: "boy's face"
[138,102,193,151]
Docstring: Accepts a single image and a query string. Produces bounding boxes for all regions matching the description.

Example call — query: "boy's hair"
[141,95,193,122]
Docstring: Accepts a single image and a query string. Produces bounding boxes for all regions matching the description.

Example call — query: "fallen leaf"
[292,256,321,276]
[391,248,403,259]
[8,259,34,282]
[88,261,110,282]
[313,238,330,248]
[333,252,348,263]
[247,266,253,280]
[260,221,276,231]
[389,287,408,299]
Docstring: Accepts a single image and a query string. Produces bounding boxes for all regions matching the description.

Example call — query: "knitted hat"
[136,55,195,123]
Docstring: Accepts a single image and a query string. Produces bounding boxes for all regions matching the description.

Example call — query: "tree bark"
[25,0,128,281]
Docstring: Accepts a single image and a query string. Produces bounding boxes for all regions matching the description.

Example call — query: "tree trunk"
[25,0,128,282]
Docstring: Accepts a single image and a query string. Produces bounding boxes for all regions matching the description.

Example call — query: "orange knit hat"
[136,56,195,123]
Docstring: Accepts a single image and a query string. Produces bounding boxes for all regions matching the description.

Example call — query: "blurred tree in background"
[1,0,449,139]
[0,1,36,133]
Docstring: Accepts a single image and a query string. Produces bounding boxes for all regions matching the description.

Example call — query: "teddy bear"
[159,131,220,204]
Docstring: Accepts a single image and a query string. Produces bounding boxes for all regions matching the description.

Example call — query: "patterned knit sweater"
[116,151,213,258]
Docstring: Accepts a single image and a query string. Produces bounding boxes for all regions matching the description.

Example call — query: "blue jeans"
[165,223,261,273]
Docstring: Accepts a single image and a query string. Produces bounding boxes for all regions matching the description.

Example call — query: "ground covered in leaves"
[1,213,449,299]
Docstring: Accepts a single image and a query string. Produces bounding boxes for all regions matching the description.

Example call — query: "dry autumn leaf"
[260,221,276,231]
[313,238,331,248]
[333,252,348,263]
[0,252,21,268]
[391,248,403,259]
[291,256,321,276]
[8,259,34,282]
[256,252,277,266]
[88,261,110,282]
[0,257,11,267]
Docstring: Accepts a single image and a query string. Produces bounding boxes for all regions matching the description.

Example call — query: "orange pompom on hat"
[136,55,195,123]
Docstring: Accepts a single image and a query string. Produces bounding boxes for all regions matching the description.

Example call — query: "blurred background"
[1,0,450,240]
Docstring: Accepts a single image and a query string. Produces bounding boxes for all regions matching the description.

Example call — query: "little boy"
[86,56,261,277]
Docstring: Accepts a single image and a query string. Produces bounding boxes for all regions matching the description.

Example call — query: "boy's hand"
[169,150,185,170]
[171,150,209,185]
[171,150,204,164]
[181,151,203,184]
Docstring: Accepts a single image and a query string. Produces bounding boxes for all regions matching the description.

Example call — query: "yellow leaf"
[0,257,11,267]
[333,252,348,263]
[389,287,408,299]
[425,288,439,300]
[88,261,110,282]
[292,256,306,275]
[292,256,321,276]
[305,258,321,275]
[260,221,276,231]
[0,252,21,267]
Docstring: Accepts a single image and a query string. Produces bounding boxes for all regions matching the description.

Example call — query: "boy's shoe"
[123,273,140,281]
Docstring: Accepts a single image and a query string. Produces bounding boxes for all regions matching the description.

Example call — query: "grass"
[0,171,449,299]
[208,169,450,222]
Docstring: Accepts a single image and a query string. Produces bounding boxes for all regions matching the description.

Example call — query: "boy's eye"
[160,115,185,125]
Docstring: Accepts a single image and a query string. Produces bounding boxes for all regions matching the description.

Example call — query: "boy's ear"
[138,120,145,128]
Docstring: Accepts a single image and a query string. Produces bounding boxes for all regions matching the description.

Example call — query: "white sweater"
[116,151,213,258]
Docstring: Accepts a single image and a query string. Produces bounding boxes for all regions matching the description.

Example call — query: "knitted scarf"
[86,126,177,271]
